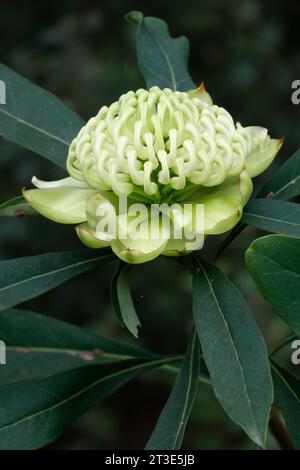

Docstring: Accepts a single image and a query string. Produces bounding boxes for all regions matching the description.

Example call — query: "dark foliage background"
[0,0,299,449]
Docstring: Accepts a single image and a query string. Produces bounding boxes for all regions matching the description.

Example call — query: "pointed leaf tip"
[125,11,143,25]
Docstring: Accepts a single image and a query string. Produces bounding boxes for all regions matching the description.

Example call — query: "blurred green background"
[0,0,299,450]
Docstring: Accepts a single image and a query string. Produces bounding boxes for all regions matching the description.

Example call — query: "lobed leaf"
[126,11,196,91]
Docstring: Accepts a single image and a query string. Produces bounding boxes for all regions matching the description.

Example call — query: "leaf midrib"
[143,21,177,90]
[5,345,132,360]
[243,210,300,227]
[249,246,300,278]
[272,175,300,199]
[0,356,178,432]
[0,254,114,294]
[173,332,197,448]
[196,260,261,440]
[0,107,70,147]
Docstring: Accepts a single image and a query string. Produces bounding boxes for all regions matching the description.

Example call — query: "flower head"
[24,86,283,263]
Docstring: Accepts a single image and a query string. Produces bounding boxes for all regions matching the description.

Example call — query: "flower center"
[67,86,258,202]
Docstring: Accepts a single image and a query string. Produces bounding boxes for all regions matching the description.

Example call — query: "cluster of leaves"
[0,11,299,450]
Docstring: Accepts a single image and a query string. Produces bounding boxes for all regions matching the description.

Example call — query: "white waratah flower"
[24,85,283,263]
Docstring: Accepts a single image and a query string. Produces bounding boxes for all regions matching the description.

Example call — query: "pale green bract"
[24,86,282,264]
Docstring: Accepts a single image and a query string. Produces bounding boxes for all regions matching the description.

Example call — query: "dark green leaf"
[192,256,273,447]
[0,308,153,385]
[0,351,114,387]
[246,235,300,336]
[0,356,178,449]
[271,362,300,449]
[0,64,84,168]
[258,149,300,200]
[242,199,300,237]
[111,262,140,337]
[145,331,200,450]
[0,308,148,357]
[126,11,196,91]
[0,196,37,217]
[0,249,114,312]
